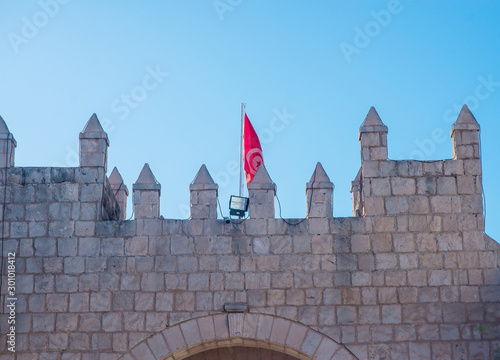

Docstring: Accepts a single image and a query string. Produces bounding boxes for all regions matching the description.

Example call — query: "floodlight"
[229,195,249,217]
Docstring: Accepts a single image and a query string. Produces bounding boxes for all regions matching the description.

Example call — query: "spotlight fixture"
[229,195,249,217]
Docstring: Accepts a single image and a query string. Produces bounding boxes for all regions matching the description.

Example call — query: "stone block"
[85,257,106,273]
[49,203,71,221]
[171,235,194,255]
[422,161,442,175]
[57,238,77,257]
[443,303,466,323]
[385,196,408,215]
[172,292,195,312]
[124,236,147,256]
[336,306,356,325]
[336,253,357,271]
[381,305,401,324]
[393,233,415,252]
[379,161,396,177]
[311,235,333,254]
[74,221,94,237]
[428,270,452,286]
[5,204,24,221]
[464,159,481,175]
[257,255,280,271]
[378,287,397,304]
[359,306,380,324]
[10,222,28,238]
[69,333,90,351]
[363,196,385,216]
[268,235,291,254]
[408,195,430,214]
[370,178,391,196]
[463,231,485,251]
[26,203,48,221]
[140,272,164,292]
[34,238,56,257]
[437,232,462,251]
[437,177,457,195]
[362,160,380,178]
[32,314,55,333]
[357,253,374,271]
[69,293,89,312]
[375,253,397,270]
[135,293,154,311]
[351,234,370,253]
[78,237,100,256]
[391,178,416,195]
[29,222,47,237]
[415,177,436,196]
[457,175,476,195]
[79,313,101,332]
[64,257,85,274]
[371,233,392,252]
[90,292,111,312]
[460,286,479,302]
[13,185,35,203]
[372,217,396,233]
[101,238,124,256]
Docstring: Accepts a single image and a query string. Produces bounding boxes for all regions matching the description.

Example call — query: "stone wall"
[0,107,498,360]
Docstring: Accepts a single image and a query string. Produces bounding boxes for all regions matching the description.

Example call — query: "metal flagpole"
[239,103,245,197]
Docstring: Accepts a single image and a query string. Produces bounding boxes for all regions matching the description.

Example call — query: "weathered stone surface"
[2,109,499,360]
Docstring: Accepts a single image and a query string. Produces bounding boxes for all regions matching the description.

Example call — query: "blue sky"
[1,1,499,240]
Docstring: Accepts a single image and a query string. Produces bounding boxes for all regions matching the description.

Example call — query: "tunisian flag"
[243,113,264,186]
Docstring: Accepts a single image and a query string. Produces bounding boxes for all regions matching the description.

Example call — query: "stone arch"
[119,313,358,360]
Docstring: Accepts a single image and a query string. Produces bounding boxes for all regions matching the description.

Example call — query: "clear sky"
[1,0,499,240]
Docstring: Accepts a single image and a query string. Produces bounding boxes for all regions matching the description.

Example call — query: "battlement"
[0,107,498,360]
[0,105,485,225]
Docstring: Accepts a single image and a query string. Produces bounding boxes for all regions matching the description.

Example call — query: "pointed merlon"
[0,115,10,134]
[456,105,479,125]
[82,113,106,133]
[0,115,17,145]
[309,162,331,183]
[362,107,384,127]
[350,167,362,192]
[192,164,215,184]
[452,104,480,132]
[109,167,129,195]
[359,106,388,139]
[135,163,159,184]
[133,163,161,192]
[109,167,124,184]
[250,165,272,184]
[79,113,109,144]
[190,164,218,191]
[353,167,362,182]
[248,164,276,191]
[307,162,333,189]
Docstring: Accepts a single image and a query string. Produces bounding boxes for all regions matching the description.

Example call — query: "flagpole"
[239,103,245,197]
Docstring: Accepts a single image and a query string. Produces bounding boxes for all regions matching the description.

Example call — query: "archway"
[184,346,301,359]
[119,313,358,360]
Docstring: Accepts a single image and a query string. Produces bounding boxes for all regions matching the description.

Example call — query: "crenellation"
[306,162,334,218]
[132,163,161,219]
[0,109,498,359]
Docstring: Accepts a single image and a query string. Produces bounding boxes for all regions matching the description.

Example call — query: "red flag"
[243,113,264,186]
